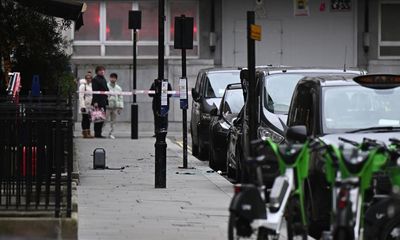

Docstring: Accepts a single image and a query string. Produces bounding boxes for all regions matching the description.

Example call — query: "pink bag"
[91,107,106,123]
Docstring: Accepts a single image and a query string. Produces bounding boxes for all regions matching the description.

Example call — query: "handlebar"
[338,137,359,147]
[338,137,386,151]
[389,138,400,147]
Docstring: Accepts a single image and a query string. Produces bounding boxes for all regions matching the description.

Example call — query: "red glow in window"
[74,2,100,41]
[169,1,198,41]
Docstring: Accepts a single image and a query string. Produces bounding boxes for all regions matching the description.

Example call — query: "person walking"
[91,66,109,138]
[107,73,124,139]
[148,79,172,137]
[78,72,94,138]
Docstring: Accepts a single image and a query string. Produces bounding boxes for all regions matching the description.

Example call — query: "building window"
[379,2,400,58]
[169,1,198,42]
[74,2,100,41]
[167,0,199,57]
[106,2,132,41]
[72,0,199,59]
[138,1,158,41]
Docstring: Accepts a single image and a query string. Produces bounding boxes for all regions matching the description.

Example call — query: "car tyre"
[192,141,199,157]
[209,148,216,170]
[198,135,208,160]
[191,128,199,157]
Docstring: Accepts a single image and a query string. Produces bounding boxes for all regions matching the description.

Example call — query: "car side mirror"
[191,88,200,102]
[286,125,307,143]
[210,107,218,116]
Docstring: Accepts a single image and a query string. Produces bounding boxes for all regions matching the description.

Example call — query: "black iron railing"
[0,96,73,217]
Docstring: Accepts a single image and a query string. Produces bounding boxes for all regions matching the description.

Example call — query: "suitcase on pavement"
[93,148,106,169]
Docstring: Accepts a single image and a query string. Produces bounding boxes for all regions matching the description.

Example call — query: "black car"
[226,67,364,182]
[286,74,400,238]
[208,83,244,171]
[190,68,241,159]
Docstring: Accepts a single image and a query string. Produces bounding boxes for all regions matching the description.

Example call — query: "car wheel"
[379,214,400,240]
[198,135,207,160]
[209,148,216,170]
[227,159,238,183]
[191,128,199,157]
[191,141,199,156]
[235,147,243,183]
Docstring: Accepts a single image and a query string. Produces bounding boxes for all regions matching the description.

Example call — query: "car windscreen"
[222,88,244,116]
[204,72,240,98]
[322,85,400,133]
[264,74,305,114]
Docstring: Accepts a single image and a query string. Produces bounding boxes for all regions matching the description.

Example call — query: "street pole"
[174,15,193,169]
[155,0,167,188]
[131,29,139,139]
[128,10,141,140]
[181,47,188,168]
[245,11,256,183]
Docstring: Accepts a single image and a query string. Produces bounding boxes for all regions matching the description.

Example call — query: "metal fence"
[0,96,73,217]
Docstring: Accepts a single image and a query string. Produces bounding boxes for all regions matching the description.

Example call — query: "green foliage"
[0,0,73,96]
[58,72,76,98]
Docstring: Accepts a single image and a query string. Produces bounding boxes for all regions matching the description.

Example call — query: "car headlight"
[201,113,211,121]
[258,126,284,143]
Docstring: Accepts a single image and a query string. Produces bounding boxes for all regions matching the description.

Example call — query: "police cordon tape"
[77,90,191,98]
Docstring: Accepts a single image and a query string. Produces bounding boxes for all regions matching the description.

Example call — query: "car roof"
[200,67,241,74]
[256,66,365,75]
[298,75,360,87]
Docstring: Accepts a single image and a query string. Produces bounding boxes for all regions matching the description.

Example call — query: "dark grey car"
[226,67,365,183]
[190,68,241,159]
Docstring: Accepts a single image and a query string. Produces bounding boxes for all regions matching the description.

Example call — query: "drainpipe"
[363,0,370,53]
[209,0,216,52]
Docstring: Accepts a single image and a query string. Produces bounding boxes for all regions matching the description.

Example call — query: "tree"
[0,0,75,96]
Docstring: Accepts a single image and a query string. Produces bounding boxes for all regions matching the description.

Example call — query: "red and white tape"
[78,90,190,97]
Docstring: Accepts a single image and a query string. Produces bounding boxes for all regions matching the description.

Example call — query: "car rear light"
[234,184,242,194]
[338,188,349,209]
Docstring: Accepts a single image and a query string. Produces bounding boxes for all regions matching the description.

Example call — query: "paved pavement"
[75,126,233,240]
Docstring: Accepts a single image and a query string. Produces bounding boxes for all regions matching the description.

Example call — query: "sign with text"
[179,78,188,109]
[160,81,169,116]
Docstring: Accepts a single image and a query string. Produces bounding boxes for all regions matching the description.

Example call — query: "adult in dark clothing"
[148,79,172,137]
[91,66,109,138]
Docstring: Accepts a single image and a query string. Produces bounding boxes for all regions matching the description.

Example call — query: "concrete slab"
[76,133,232,240]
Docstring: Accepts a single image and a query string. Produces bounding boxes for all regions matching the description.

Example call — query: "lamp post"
[128,10,141,140]
[155,0,167,188]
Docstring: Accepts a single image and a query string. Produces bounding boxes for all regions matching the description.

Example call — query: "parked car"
[208,83,244,171]
[190,68,241,159]
[286,74,400,238]
[226,67,365,183]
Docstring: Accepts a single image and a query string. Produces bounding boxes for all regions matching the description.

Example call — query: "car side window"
[222,100,232,116]
[194,73,202,93]
[288,85,314,134]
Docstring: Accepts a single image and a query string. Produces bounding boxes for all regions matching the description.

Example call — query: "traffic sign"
[250,24,262,41]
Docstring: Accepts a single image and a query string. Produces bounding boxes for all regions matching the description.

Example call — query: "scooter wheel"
[285,197,308,240]
[228,212,270,240]
[380,215,400,240]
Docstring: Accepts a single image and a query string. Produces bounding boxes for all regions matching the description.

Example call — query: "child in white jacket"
[107,73,124,139]
[78,72,94,138]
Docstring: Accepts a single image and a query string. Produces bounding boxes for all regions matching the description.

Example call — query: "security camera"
[255,0,263,5]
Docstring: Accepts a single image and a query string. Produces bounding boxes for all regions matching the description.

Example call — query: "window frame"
[378,1,400,59]
[71,0,200,59]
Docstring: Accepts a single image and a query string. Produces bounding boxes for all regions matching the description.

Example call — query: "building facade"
[68,0,400,124]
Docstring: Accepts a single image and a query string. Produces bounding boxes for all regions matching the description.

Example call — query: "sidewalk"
[75,130,232,240]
